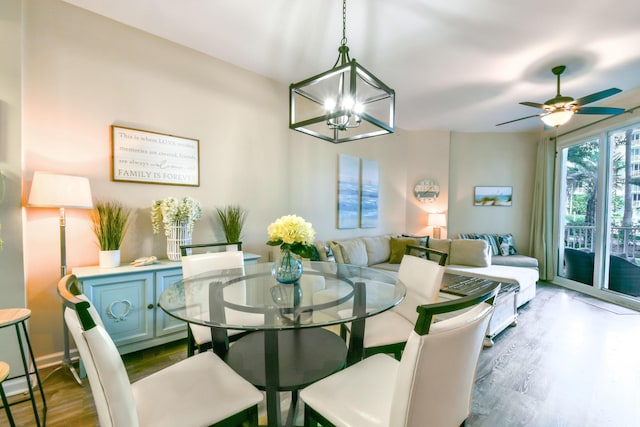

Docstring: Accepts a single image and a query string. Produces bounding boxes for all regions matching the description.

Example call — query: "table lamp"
[428,213,447,239]
[28,171,93,384]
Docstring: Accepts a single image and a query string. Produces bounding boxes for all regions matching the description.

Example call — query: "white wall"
[405,130,451,237]
[449,132,539,254]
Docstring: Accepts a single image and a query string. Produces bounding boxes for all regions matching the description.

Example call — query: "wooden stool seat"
[0,309,31,328]
[1,361,16,426]
[0,308,45,426]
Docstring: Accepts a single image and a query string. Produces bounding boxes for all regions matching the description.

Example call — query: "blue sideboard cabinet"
[73,253,260,354]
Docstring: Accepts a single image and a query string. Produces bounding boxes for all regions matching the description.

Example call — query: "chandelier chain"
[341,0,347,46]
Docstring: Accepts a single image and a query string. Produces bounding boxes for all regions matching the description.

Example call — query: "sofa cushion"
[362,236,391,266]
[445,264,539,307]
[335,239,368,266]
[427,239,452,263]
[449,239,491,267]
[389,237,422,264]
[492,255,538,268]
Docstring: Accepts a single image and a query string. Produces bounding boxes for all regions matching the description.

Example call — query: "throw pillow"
[498,234,518,256]
[479,234,500,256]
[401,234,430,248]
[328,242,344,264]
[449,239,491,267]
[338,239,368,266]
[314,241,328,261]
[389,237,421,264]
[458,233,499,256]
[458,233,479,240]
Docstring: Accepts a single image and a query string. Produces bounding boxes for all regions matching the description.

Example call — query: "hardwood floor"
[1,282,639,426]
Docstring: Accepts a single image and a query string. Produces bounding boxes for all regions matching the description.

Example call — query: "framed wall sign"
[474,186,512,206]
[111,125,200,186]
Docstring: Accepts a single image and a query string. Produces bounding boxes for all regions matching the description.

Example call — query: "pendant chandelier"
[289,0,395,143]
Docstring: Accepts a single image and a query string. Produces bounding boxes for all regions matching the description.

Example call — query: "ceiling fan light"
[541,110,573,127]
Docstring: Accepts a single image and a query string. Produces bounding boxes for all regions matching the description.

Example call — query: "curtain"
[529,137,556,280]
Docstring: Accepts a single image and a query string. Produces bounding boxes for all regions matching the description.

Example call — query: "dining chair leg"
[187,327,196,357]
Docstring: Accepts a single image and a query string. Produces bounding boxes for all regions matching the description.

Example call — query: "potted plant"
[91,200,131,268]
[216,205,247,244]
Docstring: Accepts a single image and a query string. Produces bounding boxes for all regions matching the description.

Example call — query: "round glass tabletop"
[158,261,405,331]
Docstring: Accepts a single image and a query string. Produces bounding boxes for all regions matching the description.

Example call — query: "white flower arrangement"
[151,196,202,236]
[266,214,316,258]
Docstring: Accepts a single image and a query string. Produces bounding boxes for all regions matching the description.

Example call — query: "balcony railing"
[564,225,640,259]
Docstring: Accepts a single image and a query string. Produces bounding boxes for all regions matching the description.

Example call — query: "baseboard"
[2,349,81,396]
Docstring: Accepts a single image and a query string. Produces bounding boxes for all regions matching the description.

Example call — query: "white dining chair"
[181,249,248,356]
[58,274,263,427]
[300,282,499,427]
[357,248,447,360]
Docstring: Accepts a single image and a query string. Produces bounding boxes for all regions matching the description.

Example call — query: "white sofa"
[314,235,538,308]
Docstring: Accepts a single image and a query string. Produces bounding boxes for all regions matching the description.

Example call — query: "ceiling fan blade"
[574,88,622,106]
[496,113,542,126]
[519,101,547,109]
[575,106,626,115]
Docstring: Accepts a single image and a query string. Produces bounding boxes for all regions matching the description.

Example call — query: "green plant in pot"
[91,200,131,268]
[216,205,247,243]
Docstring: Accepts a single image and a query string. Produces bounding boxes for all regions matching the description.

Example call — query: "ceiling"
[62,0,640,133]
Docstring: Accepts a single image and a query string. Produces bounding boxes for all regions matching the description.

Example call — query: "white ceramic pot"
[99,250,121,268]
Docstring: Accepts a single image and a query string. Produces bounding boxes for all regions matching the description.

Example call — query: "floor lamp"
[28,171,93,385]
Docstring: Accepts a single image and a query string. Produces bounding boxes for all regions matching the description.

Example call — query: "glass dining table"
[158,261,406,427]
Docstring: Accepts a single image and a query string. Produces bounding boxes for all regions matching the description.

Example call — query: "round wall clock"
[414,179,440,202]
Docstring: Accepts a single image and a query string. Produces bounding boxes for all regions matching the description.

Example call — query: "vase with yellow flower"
[266,215,316,284]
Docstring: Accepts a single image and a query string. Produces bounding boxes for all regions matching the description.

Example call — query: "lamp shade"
[27,171,93,209]
[428,213,447,227]
[541,110,573,127]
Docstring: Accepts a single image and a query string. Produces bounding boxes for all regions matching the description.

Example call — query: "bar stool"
[1,361,16,427]
[0,308,46,427]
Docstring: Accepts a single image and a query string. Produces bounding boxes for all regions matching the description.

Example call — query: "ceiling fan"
[496,65,625,127]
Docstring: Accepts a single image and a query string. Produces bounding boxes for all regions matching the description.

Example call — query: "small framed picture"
[474,186,512,206]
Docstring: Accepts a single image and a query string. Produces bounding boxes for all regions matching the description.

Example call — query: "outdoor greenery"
[216,205,247,243]
[565,131,639,227]
[91,200,131,250]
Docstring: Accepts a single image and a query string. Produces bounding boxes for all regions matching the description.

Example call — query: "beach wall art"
[360,159,379,228]
[337,154,380,228]
[473,186,512,206]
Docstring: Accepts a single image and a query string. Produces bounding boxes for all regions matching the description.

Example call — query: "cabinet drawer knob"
[106,299,132,322]
[147,304,154,310]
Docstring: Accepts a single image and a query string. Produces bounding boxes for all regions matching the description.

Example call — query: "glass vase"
[272,248,303,284]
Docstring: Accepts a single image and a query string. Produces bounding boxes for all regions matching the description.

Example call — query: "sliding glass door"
[556,121,640,308]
